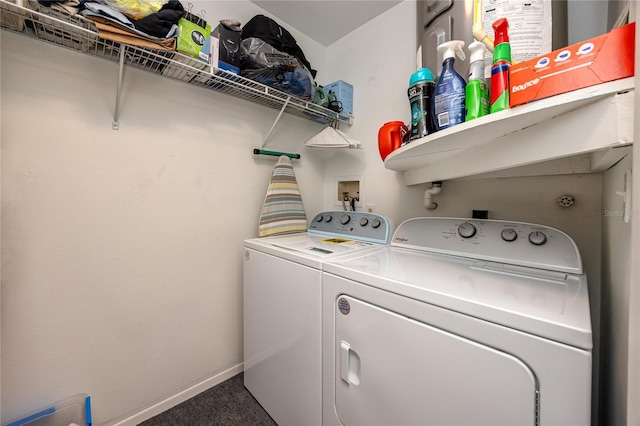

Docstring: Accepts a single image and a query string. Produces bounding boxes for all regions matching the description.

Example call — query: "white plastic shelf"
[0,0,353,128]
[385,77,635,185]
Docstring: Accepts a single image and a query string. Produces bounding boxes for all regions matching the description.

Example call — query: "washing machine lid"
[324,246,592,350]
[245,233,382,268]
[243,211,392,269]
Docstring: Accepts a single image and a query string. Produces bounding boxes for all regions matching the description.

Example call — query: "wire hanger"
[304,121,361,149]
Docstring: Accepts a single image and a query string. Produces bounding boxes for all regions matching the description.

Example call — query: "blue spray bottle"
[433,40,467,131]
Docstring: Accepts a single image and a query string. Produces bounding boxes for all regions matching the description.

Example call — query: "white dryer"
[243,211,391,426]
[322,217,592,426]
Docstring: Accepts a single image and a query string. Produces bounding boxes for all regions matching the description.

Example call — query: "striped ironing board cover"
[258,155,307,237]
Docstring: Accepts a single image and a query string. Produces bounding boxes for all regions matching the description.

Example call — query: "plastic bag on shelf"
[240,37,314,100]
[242,67,314,100]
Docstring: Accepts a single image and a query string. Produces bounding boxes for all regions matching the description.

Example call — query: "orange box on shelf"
[509,22,635,107]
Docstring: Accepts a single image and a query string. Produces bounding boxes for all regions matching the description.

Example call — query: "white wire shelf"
[0,0,353,128]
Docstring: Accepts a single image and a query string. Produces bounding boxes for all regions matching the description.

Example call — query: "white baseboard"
[109,363,244,426]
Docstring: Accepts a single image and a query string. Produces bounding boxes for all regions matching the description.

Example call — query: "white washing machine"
[243,211,392,426]
[322,217,592,426]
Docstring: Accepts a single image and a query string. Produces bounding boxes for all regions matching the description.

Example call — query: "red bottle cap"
[493,18,509,45]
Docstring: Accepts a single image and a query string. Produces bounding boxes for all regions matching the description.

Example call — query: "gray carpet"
[139,373,277,426]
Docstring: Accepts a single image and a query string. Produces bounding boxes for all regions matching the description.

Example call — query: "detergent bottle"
[465,41,490,121]
[408,68,437,141]
[433,40,467,130]
[490,18,512,113]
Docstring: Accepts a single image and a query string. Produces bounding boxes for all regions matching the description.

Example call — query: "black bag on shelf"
[240,37,314,100]
[241,14,317,78]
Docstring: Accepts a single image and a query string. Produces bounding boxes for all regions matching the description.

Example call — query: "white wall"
[600,153,633,425]
[0,2,328,423]
[321,1,416,217]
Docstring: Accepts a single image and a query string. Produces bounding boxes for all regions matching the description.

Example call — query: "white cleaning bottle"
[433,40,467,130]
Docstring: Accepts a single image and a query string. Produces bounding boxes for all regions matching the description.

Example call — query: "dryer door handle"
[340,341,361,385]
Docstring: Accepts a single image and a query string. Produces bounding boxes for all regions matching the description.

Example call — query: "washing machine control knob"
[528,231,547,246]
[315,214,323,222]
[340,214,351,225]
[324,215,332,222]
[457,222,477,239]
[501,228,518,242]
[359,218,368,226]
[371,219,381,229]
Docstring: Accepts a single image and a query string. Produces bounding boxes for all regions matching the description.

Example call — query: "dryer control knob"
[458,222,477,239]
[324,215,332,222]
[501,228,518,242]
[528,231,547,246]
[315,214,323,222]
[359,218,369,226]
[371,219,381,229]
[340,214,351,225]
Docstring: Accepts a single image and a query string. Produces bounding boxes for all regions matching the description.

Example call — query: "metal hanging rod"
[253,149,300,159]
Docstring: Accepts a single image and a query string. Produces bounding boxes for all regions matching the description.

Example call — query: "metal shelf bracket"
[112,45,126,130]
[261,96,291,148]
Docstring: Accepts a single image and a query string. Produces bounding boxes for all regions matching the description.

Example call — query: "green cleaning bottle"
[465,41,490,121]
